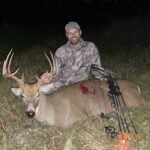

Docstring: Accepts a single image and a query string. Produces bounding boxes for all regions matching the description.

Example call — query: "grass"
[0,16,150,149]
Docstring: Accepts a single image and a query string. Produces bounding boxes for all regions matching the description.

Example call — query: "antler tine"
[55,58,59,75]
[49,51,59,76]
[8,50,20,76]
[44,51,58,76]
[50,51,56,74]
[2,49,21,83]
[44,52,53,73]
[2,49,12,76]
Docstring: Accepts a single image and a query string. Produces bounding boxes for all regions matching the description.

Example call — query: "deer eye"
[19,94,24,100]
[21,94,27,101]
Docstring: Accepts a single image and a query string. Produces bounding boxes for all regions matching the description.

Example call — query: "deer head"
[2,49,58,118]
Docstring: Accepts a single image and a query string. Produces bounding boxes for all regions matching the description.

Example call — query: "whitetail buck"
[3,50,146,128]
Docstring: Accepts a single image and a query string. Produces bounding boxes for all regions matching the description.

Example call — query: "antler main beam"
[2,49,22,84]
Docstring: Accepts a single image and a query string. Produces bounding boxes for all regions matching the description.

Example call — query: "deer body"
[11,79,145,128]
[3,50,146,128]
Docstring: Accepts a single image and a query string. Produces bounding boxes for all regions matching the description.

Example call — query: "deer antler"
[44,51,58,77]
[36,51,59,85]
[2,49,24,85]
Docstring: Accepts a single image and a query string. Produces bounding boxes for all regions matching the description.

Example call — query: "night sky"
[0,0,150,26]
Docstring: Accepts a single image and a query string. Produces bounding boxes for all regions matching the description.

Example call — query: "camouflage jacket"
[40,38,102,94]
[55,38,101,85]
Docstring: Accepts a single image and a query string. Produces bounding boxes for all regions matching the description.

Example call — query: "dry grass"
[0,44,150,150]
[0,16,150,149]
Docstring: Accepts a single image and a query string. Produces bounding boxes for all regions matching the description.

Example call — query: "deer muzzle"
[26,110,35,118]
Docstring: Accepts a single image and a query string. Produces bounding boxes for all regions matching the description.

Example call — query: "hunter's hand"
[40,72,54,84]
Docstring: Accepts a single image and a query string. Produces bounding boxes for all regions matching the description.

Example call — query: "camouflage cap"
[65,21,81,31]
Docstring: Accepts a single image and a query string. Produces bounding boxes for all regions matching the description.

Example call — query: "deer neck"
[35,93,55,125]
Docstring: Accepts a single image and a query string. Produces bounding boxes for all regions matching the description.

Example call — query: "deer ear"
[11,88,22,96]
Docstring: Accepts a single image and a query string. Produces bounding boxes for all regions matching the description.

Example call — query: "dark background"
[1,0,150,58]
[0,0,149,27]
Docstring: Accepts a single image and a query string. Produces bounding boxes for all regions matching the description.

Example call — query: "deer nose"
[26,110,35,118]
